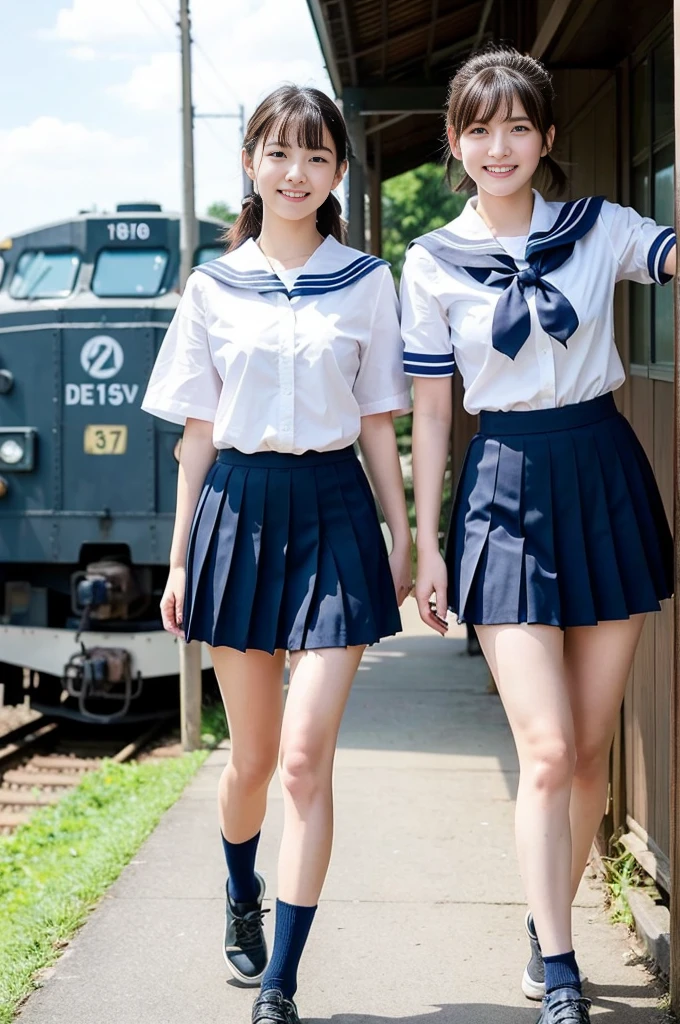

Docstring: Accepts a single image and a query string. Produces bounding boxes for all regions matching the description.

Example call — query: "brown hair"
[226,85,350,251]
[445,46,567,195]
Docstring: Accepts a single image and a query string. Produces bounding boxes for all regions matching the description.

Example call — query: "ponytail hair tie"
[241,191,262,209]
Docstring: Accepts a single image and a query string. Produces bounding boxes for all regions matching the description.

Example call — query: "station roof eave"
[306,0,660,183]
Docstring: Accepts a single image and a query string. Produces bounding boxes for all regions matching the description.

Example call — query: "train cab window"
[92,249,169,297]
[195,244,224,265]
[10,250,81,299]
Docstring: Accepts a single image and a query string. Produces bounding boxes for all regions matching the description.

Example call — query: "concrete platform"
[17,600,666,1024]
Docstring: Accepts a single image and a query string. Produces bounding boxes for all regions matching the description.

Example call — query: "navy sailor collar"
[194,235,388,297]
[410,192,606,360]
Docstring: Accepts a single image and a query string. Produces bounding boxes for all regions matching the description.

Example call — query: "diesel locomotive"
[0,203,223,722]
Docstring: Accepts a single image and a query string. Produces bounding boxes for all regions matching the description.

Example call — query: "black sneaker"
[252,989,300,1024]
[537,988,591,1023]
[522,913,587,1000]
[224,871,269,985]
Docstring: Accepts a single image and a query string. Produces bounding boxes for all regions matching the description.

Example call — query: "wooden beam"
[380,0,389,80]
[337,0,358,86]
[530,0,574,60]
[305,0,344,96]
[473,0,494,51]
[336,0,481,63]
[671,0,680,1011]
[343,85,448,115]
[548,0,602,63]
[424,0,440,76]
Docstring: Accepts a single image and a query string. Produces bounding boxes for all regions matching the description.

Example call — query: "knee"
[278,747,328,806]
[573,739,610,785]
[523,737,576,794]
[226,749,277,793]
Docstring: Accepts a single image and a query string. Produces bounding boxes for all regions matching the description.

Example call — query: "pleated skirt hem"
[183,446,402,653]
[446,393,674,629]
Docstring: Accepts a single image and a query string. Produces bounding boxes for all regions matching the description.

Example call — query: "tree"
[207,201,237,224]
[382,163,466,278]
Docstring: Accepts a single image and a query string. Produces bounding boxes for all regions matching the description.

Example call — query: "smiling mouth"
[278,190,310,200]
[484,166,517,175]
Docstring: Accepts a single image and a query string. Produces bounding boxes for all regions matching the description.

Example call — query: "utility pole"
[195,103,251,200]
[179,0,197,290]
[178,0,201,752]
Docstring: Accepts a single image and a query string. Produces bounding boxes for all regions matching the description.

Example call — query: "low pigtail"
[541,153,568,196]
[224,193,263,251]
[316,193,346,243]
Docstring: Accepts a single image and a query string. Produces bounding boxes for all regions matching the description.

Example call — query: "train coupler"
[62,646,142,723]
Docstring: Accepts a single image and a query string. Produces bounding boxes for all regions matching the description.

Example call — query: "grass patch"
[0,740,213,1023]
[602,843,660,928]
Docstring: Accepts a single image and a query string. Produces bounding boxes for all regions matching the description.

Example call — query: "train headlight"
[0,429,36,471]
[0,439,24,464]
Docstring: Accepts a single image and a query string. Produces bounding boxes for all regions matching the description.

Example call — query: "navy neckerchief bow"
[410,196,605,360]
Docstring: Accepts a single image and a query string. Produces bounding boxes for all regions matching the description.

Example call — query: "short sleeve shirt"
[142,236,410,454]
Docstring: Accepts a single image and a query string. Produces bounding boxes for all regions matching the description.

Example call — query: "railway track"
[0,716,174,833]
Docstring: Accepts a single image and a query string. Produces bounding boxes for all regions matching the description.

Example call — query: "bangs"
[454,68,544,137]
[264,98,328,153]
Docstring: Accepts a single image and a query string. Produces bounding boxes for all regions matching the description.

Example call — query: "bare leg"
[476,623,574,956]
[210,646,285,843]
[277,645,365,906]
[565,615,646,899]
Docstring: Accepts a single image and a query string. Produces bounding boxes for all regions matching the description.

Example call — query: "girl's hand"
[414,549,449,635]
[389,539,413,607]
[160,566,187,639]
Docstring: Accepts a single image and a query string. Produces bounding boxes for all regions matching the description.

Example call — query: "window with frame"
[630,33,675,378]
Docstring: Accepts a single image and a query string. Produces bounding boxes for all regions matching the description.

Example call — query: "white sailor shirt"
[142,235,410,454]
[400,190,676,414]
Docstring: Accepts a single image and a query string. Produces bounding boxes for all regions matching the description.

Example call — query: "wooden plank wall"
[554,66,674,865]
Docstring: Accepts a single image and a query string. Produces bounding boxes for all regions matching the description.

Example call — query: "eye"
[511,125,530,133]
[310,156,328,163]
[267,150,286,158]
[469,126,487,135]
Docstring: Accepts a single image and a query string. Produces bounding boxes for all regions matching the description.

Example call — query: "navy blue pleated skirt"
[183,446,402,652]
[447,392,674,628]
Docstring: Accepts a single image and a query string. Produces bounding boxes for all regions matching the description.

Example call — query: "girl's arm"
[412,376,452,635]
[358,412,412,606]
[161,417,217,636]
[664,244,676,277]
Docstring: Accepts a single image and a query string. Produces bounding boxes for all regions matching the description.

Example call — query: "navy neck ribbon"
[410,196,605,360]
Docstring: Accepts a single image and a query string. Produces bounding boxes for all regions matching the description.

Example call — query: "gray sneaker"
[224,871,269,985]
[537,987,591,1023]
[252,989,300,1024]
[522,913,587,1000]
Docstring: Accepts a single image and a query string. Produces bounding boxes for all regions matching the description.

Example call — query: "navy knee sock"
[261,899,317,1000]
[221,831,260,904]
[544,950,581,994]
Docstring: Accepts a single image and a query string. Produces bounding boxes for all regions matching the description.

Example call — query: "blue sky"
[0,1,332,236]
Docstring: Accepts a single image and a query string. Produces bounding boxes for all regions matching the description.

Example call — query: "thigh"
[564,615,645,754]
[475,624,572,754]
[210,646,286,760]
[281,646,365,762]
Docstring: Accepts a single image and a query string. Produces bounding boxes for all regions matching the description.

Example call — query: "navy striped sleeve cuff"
[648,227,676,285]
[403,350,455,377]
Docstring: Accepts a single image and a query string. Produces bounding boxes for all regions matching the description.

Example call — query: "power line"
[193,37,242,108]
[134,0,175,40]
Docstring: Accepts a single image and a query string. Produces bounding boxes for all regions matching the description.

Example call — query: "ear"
[447,124,462,162]
[242,147,256,183]
[542,125,556,158]
[332,159,348,191]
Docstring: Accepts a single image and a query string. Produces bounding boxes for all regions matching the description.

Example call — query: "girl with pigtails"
[143,85,412,1024]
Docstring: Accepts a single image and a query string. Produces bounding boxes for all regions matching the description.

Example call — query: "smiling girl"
[402,48,675,1024]
[142,85,411,1024]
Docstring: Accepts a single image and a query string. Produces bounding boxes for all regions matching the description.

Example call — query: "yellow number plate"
[84,425,128,455]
